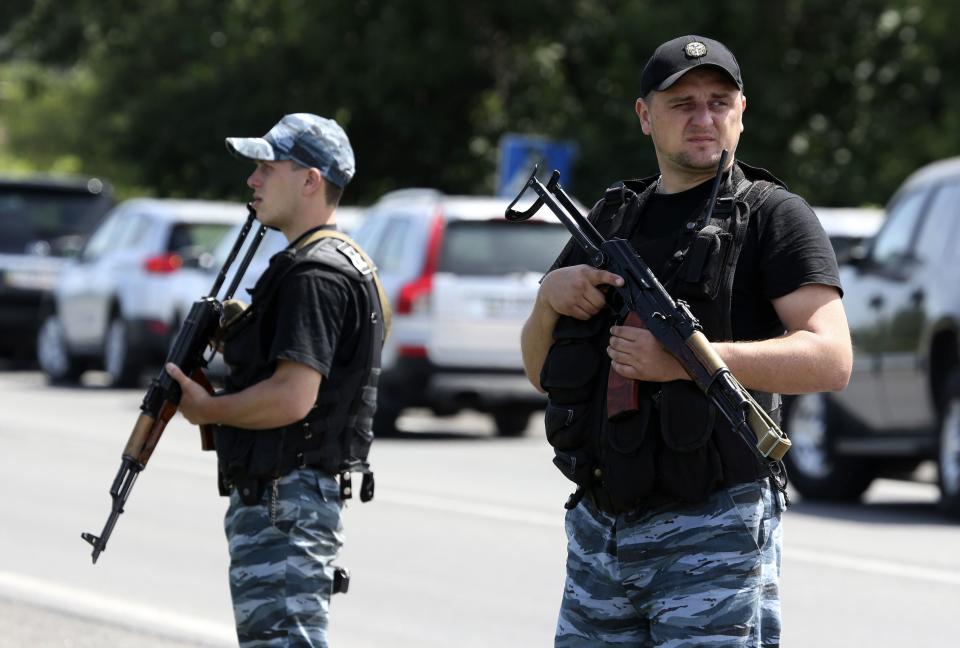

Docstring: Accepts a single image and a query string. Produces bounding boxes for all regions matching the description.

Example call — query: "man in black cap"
[168,113,388,647]
[521,36,851,646]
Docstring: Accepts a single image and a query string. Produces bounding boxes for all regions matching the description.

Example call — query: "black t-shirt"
[224,247,364,393]
[623,177,841,341]
[268,265,363,376]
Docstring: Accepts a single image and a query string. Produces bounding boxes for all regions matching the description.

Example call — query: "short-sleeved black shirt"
[633,177,842,341]
[224,239,365,393]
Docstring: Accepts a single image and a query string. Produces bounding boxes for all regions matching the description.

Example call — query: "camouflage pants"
[224,468,344,648]
[556,479,783,648]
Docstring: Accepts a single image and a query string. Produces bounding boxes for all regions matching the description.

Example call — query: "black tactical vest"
[541,162,786,511]
[214,231,386,500]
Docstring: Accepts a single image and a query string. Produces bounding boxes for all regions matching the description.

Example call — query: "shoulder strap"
[294,229,392,339]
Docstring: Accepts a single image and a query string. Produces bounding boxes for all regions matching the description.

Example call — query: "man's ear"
[636,97,653,136]
[303,167,324,196]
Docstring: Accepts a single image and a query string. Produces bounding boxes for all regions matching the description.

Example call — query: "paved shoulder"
[0,596,220,648]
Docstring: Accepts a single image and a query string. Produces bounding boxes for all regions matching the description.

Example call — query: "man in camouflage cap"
[169,113,387,647]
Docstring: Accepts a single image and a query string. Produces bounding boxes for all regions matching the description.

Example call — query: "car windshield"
[167,223,234,254]
[0,189,110,256]
[437,220,569,275]
[213,224,288,266]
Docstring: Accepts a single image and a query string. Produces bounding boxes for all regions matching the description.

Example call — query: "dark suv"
[0,176,113,364]
[781,156,960,517]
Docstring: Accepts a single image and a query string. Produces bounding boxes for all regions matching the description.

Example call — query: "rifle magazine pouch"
[552,448,594,486]
[657,381,724,501]
[675,225,732,301]
[539,316,605,405]
[545,402,591,451]
[601,411,656,505]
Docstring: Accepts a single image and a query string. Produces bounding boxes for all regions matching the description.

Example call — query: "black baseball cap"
[639,35,743,97]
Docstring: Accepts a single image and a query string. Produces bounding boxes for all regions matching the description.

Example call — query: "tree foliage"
[1,0,957,207]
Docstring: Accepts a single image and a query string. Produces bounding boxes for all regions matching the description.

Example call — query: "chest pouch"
[540,315,606,484]
[654,380,724,501]
[674,224,733,301]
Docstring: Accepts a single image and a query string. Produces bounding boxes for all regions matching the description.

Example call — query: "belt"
[585,485,677,516]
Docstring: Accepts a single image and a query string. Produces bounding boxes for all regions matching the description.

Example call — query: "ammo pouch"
[540,315,606,485]
[654,381,724,502]
[674,224,733,301]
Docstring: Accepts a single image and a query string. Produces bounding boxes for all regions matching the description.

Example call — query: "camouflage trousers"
[556,479,783,648]
[224,468,344,648]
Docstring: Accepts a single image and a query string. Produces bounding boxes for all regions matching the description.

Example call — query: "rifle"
[504,159,791,463]
[82,205,268,564]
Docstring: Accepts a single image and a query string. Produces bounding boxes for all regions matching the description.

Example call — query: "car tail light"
[395,213,444,315]
[143,253,183,274]
[398,345,428,358]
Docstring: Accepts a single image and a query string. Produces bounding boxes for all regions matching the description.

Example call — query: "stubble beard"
[670,148,723,172]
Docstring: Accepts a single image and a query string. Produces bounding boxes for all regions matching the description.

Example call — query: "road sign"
[497,133,577,197]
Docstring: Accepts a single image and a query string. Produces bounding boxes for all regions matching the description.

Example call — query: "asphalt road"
[1,370,959,647]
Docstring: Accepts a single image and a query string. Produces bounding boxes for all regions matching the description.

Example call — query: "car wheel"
[493,407,531,438]
[781,393,875,501]
[938,372,960,518]
[37,315,83,384]
[103,316,141,388]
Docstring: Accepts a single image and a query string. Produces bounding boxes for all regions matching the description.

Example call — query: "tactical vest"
[541,162,787,511]
[214,229,388,503]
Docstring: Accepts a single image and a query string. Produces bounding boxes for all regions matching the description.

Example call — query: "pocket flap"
[659,381,716,451]
[545,402,591,451]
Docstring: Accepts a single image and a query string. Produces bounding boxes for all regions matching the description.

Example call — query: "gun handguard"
[505,166,791,463]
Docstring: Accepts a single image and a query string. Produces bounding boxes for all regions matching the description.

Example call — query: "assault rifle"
[504,159,791,463]
[82,206,267,564]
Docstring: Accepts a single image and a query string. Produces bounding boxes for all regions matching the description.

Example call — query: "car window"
[352,215,390,262]
[869,190,928,267]
[437,220,568,275]
[0,190,108,256]
[372,218,411,274]
[112,213,149,249]
[167,223,233,254]
[80,211,125,262]
[913,182,960,265]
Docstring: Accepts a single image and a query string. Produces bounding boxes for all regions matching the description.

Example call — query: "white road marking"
[0,570,235,646]
[378,490,960,587]
[786,548,960,586]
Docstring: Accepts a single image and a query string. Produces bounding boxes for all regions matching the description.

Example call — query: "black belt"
[585,485,677,516]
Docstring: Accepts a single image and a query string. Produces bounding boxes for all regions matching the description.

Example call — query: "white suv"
[352,189,570,436]
[37,198,243,387]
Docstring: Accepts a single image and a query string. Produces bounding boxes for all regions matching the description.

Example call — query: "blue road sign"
[497,133,577,197]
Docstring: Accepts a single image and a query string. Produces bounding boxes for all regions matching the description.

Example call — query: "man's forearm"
[521,296,560,393]
[207,362,322,429]
[713,330,851,395]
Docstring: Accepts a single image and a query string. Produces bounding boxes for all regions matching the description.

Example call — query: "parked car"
[782,157,960,517]
[0,176,113,365]
[351,189,570,436]
[37,198,244,387]
[811,206,884,264]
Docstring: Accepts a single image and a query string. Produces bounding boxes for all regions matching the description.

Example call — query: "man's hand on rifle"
[608,322,687,383]
[540,264,624,320]
[165,363,217,425]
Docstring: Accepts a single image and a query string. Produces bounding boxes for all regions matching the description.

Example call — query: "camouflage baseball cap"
[225,113,355,188]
